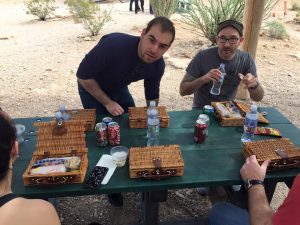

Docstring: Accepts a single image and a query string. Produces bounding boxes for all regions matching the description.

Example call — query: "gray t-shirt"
[186,47,256,109]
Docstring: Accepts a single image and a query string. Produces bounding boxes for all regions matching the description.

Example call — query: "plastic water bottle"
[147,101,160,146]
[59,104,71,121]
[210,63,226,95]
[241,104,259,142]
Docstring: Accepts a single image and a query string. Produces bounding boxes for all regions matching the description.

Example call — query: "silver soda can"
[95,122,108,147]
[198,114,209,136]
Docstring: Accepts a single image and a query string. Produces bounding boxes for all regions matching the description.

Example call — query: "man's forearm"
[248,185,274,225]
[77,78,112,106]
[180,76,207,96]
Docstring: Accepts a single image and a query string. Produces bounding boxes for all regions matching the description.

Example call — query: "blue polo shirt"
[77,33,165,100]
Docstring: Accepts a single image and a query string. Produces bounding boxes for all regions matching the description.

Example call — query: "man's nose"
[224,40,230,47]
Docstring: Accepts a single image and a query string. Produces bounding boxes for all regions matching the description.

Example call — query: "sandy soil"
[1,0,300,224]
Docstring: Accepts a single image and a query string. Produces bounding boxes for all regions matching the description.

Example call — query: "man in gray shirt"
[180,19,264,109]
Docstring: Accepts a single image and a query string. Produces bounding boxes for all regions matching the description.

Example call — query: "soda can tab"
[198,114,209,136]
[203,105,215,122]
[102,117,113,126]
[108,122,120,146]
[203,105,214,114]
[194,119,207,144]
[95,122,108,147]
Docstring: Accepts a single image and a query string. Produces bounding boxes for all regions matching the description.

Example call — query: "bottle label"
[244,117,258,134]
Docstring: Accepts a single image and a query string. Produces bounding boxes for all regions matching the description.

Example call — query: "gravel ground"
[1,0,300,224]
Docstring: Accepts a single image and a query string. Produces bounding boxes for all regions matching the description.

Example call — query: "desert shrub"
[265,21,289,39]
[82,9,111,36]
[150,0,178,18]
[291,0,300,11]
[64,0,99,23]
[24,0,57,21]
[64,0,111,36]
[181,0,279,45]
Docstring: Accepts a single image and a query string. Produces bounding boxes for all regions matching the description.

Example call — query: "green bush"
[291,0,300,11]
[265,21,289,39]
[150,0,178,18]
[64,0,99,23]
[25,0,57,21]
[82,9,111,36]
[181,0,279,45]
[64,0,111,36]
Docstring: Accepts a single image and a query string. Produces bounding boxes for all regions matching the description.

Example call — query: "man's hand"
[105,101,124,116]
[240,155,270,181]
[203,69,223,83]
[239,73,258,89]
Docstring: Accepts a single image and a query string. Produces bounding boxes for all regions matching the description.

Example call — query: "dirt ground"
[1,0,300,224]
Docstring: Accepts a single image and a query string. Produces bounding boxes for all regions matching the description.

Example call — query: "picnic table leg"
[140,190,168,225]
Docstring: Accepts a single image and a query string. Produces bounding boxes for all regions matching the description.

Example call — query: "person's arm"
[77,78,124,116]
[179,70,222,96]
[240,155,274,225]
[239,73,264,101]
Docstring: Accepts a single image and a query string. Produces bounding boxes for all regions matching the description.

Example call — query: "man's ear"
[11,141,19,163]
[141,28,146,38]
[239,37,244,43]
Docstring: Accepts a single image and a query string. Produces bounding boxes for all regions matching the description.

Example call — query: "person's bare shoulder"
[0,198,61,225]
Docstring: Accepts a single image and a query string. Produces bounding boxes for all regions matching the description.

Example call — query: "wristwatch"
[244,179,264,190]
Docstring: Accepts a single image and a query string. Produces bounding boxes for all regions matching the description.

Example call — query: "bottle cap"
[251,104,257,112]
[149,101,156,107]
[55,112,62,120]
[59,104,66,112]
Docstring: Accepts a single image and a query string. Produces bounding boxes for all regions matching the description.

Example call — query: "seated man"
[179,19,264,109]
[209,155,300,225]
[180,19,265,197]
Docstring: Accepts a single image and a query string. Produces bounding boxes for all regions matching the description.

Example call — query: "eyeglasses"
[217,36,240,44]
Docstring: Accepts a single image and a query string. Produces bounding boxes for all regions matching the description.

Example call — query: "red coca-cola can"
[95,122,108,147]
[194,119,207,144]
[108,122,120,146]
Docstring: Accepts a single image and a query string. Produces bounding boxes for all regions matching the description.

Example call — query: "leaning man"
[76,16,175,207]
[77,16,175,116]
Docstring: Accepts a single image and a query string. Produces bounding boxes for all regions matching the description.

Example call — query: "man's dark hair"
[145,16,176,44]
[0,111,16,181]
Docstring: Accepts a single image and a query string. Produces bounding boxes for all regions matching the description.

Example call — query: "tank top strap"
[0,193,18,207]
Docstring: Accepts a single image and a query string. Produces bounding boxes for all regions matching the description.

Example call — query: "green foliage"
[150,0,179,18]
[181,0,279,45]
[64,0,111,36]
[291,0,300,11]
[82,9,111,36]
[24,0,57,21]
[265,21,289,39]
[64,0,99,23]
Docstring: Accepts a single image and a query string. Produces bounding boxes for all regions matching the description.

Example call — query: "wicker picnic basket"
[129,144,184,179]
[22,120,88,186]
[128,106,169,128]
[211,101,269,127]
[54,109,96,131]
[243,138,300,171]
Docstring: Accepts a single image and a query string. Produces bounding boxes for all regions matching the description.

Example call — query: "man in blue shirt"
[77,16,175,116]
[76,16,175,207]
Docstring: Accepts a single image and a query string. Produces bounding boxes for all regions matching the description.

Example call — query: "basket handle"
[268,159,300,171]
[136,169,177,180]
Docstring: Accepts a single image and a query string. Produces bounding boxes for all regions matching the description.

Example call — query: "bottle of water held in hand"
[147,101,160,146]
[210,63,226,95]
[241,104,259,142]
